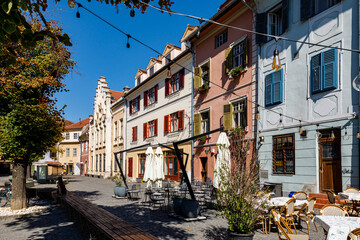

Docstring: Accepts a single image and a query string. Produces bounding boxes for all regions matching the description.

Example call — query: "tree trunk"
[11,160,28,210]
[26,164,31,179]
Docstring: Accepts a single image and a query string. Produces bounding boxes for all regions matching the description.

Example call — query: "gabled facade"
[58,118,89,175]
[88,77,124,178]
[124,27,195,182]
[186,0,257,182]
[255,0,360,195]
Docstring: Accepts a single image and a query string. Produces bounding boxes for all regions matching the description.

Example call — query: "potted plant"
[228,66,246,79]
[112,174,127,198]
[197,81,209,93]
[172,196,200,218]
[197,135,209,144]
[215,127,267,239]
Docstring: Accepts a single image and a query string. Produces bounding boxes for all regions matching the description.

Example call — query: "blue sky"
[48,1,223,123]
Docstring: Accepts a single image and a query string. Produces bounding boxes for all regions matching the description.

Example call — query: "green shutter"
[223,104,233,130]
[194,67,202,89]
[225,47,233,74]
[194,113,201,136]
[244,38,248,66]
[244,100,248,127]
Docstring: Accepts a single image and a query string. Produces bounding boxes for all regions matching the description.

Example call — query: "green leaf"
[2,1,13,14]
[3,19,16,34]
[19,0,28,11]
[56,33,72,47]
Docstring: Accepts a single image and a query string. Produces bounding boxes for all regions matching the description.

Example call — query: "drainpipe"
[124,99,128,178]
[190,43,196,183]
[241,0,256,13]
[358,0,360,188]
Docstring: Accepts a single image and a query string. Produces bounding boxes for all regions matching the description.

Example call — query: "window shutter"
[194,67,202,89]
[143,123,147,139]
[179,69,185,89]
[165,78,169,96]
[300,0,313,21]
[243,38,248,66]
[178,110,185,130]
[256,12,267,44]
[273,70,283,104]
[144,91,148,107]
[265,74,273,106]
[155,85,158,101]
[243,101,248,127]
[154,119,158,136]
[311,53,321,93]
[193,113,201,136]
[322,49,337,90]
[129,100,133,114]
[223,104,233,130]
[137,96,140,110]
[224,47,233,74]
[281,0,289,34]
[164,115,169,134]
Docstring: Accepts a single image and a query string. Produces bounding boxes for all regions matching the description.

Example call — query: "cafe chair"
[279,198,297,234]
[294,197,318,234]
[292,191,307,200]
[320,204,349,216]
[326,190,353,212]
[271,209,309,240]
[344,187,360,193]
[348,227,360,240]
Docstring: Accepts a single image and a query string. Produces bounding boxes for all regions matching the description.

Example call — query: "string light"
[76,9,80,18]
[130,8,135,17]
[330,128,335,140]
[167,66,172,78]
[315,124,322,138]
[256,107,260,120]
[272,38,281,71]
[298,121,302,134]
[68,0,76,9]
[343,127,349,140]
[126,35,130,48]
[277,114,284,130]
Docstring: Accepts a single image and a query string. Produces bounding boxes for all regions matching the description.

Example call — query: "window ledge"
[166,90,181,99]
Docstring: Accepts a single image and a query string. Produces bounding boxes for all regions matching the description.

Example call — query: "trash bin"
[288,192,295,198]
[262,182,283,197]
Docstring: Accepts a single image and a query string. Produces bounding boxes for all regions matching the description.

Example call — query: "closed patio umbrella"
[154,147,165,188]
[213,132,231,189]
[143,147,155,188]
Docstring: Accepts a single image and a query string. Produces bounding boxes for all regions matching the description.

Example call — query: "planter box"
[114,186,127,197]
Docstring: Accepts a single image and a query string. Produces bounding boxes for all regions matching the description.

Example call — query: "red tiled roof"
[65,118,90,130]
[110,90,124,103]
[64,119,73,127]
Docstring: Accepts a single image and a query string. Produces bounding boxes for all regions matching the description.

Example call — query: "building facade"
[186,0,257,183]
[79,121,89,176]
[256,0,360,195]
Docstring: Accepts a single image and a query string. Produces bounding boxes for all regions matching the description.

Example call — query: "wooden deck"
[58,192,159,240]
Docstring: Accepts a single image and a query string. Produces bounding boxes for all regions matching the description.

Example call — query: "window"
[165,54,171,64]
[66,148,70,157]
[165,69,184,96]
[73,133,78,139]
[129,96,140,114]
[164,151,182,181]
[120,119,123,139]
[265,69,283,106]
[164,110,185,134]
[215,30,228,48]
[268,6,282,39]
[114,121,118,142]
[132,126,137,142]
[144,85,158,107]
[138,154,146,177]
[201,111,210,133]
[194,61,210,90]
[96,155,98,171]
[103,154,106,172]
[301,0,341,21]
[232,100,247,128]
[73,148,77,156]
[233,41,247,68]
[137,77,141,86]
[311,49,338,94]
[144,119,158,139]
[150,66,154,76]
[66,133,70,140]
[99,154,102,172]
[273,134,295,174]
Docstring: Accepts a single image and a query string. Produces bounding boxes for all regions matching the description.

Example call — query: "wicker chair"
[348,228,360,240]
[271,209,309,240]
[279,198,297,234]
[320,204,349,216]
[344,187,360,193]
[293,191,308,200]
[327,190,354,214]
[295,196,318,234]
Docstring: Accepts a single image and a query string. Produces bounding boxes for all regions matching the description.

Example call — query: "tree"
[0,0,173,54]
[0,19,75,210]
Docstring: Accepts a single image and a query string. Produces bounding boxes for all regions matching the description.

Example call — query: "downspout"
[241,0,256,13]
[191,44,196,183]
[124,99,128,178]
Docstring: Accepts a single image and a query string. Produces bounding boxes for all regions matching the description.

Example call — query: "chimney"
[123,86,131,94]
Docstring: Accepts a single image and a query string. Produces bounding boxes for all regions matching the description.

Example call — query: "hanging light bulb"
[277,114,284,130]
[298,121,303,134]
[272,39,281,71]
[256,112,260,120]
[126,35,130,48]
[76,10,80,18]
[196,30,201,39]
[315,124,322,138]
[68,0,76,8]
[357,132,360,139]
[130,9,135,17]
[167,66,172,78]
[330,129,335,140]
[343,127,349,140]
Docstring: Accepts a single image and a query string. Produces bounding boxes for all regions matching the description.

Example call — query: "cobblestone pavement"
[64,175,327,240]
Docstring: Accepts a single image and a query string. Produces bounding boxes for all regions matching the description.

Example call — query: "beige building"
[58,118,89,175]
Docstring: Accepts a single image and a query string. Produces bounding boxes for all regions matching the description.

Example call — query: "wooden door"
[200,157,208,182]
[128,157,133,178]
[319,129,342,193]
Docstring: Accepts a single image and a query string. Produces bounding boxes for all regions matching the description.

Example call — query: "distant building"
[79,121,89,175]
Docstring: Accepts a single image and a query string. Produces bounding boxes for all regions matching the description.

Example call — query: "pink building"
[79,119,89,176]
[186,0,256,182]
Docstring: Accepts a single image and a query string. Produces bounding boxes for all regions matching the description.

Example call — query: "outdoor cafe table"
[314,215,360,240]
[338,192,360,215]
[268,197,307,208]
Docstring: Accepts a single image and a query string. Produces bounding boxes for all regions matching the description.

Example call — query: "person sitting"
[51,176,67,202]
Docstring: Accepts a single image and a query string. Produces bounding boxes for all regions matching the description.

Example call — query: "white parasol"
[213,132,231,189]
[154,147,165,188]
[143,147,155,188]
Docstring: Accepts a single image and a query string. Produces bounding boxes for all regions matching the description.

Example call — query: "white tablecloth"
[314,216,360,240]
[268,197,306,207]
[338,192,360,201]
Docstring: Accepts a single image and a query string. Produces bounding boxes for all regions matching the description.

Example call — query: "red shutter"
[132,126,137,141]
[178,110,185,130]
[137,96,140,110]
[143,123,147,139]
[129,100,133,114]
[155,85,158,102]
[154,119,158,136]
[165,79,169,96]
[179,68,184,89]
[144,91,148,107]
[164,115,169,134]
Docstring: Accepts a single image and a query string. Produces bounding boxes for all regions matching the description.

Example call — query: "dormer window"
[165,54,171,65]
[137,77,141,85]
[150,66,154,76]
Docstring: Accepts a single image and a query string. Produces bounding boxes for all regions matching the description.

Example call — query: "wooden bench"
[58,192,159,240]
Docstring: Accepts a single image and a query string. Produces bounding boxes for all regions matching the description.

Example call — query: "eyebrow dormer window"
[137,77,140,86]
